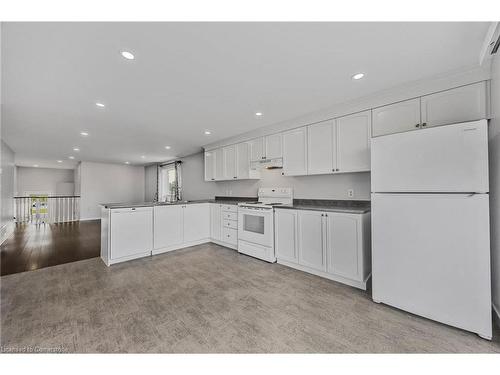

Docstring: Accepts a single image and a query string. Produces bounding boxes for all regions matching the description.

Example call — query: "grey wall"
[1,139,15,236]
[80,161,145,220]
[144,165,157,201]
[16,166,75,196]
[489,55,500,318]
[180,153,219,200]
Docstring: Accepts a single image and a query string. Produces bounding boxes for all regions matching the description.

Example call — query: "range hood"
[251,157,283,170]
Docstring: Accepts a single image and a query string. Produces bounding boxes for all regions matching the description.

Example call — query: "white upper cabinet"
[372,98,421,137]
[264,133,283,159]
[222,145,237,180]
[307,120,335,175]
[421,82,487,128]
[326,213,360,281]
[249,137,264,161]
[183,203,210,243]
[336,110,371,172]
[275,209,298,263]
[297,210,326,272]
[204,151,215,181]
[282,127,308,176]
[236,142,250,179]
[214,148,224,181]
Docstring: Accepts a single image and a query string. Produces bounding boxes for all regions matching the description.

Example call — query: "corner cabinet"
[275,208,371,290]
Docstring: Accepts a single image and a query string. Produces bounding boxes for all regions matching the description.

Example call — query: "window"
[158,161,182,202]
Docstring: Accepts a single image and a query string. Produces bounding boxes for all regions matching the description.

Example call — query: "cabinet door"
[372,98,421,137]
[283,127,308,176]
[210,204,221,241]
[336,110,371,172]
[421,82,487,128]
[214,148,224,181]
[111,208,153,260]
[307,120,335,175]
[249,137,264,161]
[153,205,183,249]
[297,210,326,271]
[326,213,360,281]
[183,203,210,242]
[236,142,250,179]
[275,209,298,263]
[223,145,237,180]
[265,133,282,159]
[204,151,215,181]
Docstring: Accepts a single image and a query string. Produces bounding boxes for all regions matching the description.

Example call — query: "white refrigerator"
[371,119,492,340]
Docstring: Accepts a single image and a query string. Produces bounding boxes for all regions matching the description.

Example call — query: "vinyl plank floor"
[1,243,499,353]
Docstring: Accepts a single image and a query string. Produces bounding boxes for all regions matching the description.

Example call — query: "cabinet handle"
[336,168,339,172]
[211,178,215,181]
[233,176,237,179]
[415,124,420,128]
[421,122,427,127]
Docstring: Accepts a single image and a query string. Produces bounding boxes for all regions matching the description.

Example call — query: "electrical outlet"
[347,189,354,198]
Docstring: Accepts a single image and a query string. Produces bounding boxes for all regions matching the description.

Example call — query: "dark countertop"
[275,199,370,214]
[101,196,256,209]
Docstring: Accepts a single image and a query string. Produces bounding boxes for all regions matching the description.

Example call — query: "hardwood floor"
[0,220,100,276]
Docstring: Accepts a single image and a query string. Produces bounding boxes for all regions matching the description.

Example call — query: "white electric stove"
[237,188,293,262]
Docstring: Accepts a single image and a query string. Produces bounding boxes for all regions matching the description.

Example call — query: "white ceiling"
[1,22,490,168]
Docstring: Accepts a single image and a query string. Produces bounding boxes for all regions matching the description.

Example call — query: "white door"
[210,203,221,241]
[236,142,250,179]
[223,145,237,180]
[372,193,492,338]
[297,210,326,271]
[307,120,335,175]
[183,203,210,242]
[214,148,224,181]
[275,209,298,263]
[110,207,153,260]
[265,133,282,159]
[421,82,487,129]
[326,213,360,280]
[249,137,264,161]
[153,205,183,249]
[336,110,371,172]
[372,98,421,137]
[371,120,489,193]
[283,127,308,176]
[204,151,215,181]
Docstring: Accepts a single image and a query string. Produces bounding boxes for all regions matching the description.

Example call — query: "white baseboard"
[79,217,101,221]
[152,238,211,256]
[493,303,500,329]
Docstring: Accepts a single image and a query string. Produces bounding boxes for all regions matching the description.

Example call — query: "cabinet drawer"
[223,219,237,229]
[222,211,237,221]
[222,227,238,245]
[221,204,238,213]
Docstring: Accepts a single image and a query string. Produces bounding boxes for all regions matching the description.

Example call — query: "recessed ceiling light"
[95,102,105,108]
[73,147,80,152]
[352,73,365,80]
[57,160,62,163]
[33,164,39,167]
[121,51,135,60]
[125,161,130,165]
[255,112,263,116]
[80,131,89,136]
[68,156,75,160]
[204,131,211,135]
[141,155,146,159]
[165,146,171,150]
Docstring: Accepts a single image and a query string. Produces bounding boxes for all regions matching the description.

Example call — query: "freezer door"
[371,193,492,339]
[371,120,489,193]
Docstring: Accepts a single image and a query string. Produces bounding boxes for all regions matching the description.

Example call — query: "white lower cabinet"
[210,203,239,249]
[274,209,298,263]
[109,207,153,263]
[275,208,371,290]
[297,210,326,272]
[153,203,210,255]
